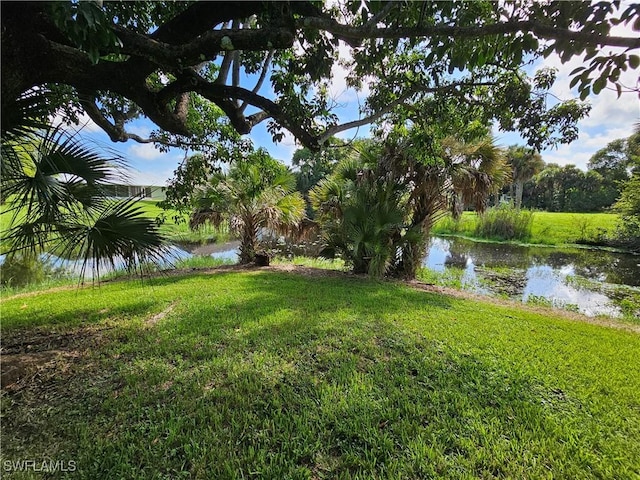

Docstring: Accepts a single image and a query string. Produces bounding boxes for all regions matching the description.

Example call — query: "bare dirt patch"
[145,301,178,327]
[1,325,110,391]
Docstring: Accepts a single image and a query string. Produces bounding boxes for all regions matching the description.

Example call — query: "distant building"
[104,184,166,201]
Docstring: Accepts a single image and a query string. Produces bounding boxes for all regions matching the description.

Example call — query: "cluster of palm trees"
[3,91,544,283]
[310,133,511,278]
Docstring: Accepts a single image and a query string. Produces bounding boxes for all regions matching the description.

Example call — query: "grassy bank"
[135,200,230,245]
[0,200,228,254]
[2,267,639,478]
[433,211,619,246]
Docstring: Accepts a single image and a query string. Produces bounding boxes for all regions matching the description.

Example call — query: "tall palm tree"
[190,160,306,264]
[1,90,168,280]
[444,136,511,219]
[506,145,544,209]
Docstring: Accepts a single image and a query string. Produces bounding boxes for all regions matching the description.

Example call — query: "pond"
[196,236,640,318]
[3,236,638,319]
[424,237,639,318]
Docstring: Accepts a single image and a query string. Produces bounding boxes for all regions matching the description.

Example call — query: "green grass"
[433,211,620,246]
[2,268,639,478]
[0,200,230,254]
[134,200,231,245]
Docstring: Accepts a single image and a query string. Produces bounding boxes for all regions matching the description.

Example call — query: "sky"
[72,26,639,187]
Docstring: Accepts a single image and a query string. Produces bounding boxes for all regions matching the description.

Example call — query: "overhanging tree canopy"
[2,1,638,151]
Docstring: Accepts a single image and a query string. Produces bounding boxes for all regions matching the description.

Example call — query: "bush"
[1,254,46,287]
[0,254,71,288]
[475,204,534,241]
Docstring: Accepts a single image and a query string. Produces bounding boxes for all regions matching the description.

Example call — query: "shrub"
[0,254,46,287]
[475,204,534,241]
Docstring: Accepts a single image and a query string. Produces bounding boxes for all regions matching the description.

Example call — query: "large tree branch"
[240,50,275,113]
[114,26,295,70]
[300,17,640,49]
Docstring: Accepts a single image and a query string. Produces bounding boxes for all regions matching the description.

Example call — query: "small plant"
[475,204,534,241]
[0,253,71,288]
[1,253,45,287]
[576,219,591,242]
[526,295,553,308]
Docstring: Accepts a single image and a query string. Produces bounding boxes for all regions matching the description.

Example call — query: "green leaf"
[569,75,581,89]
[629,55,640,69]
[579,85,591,101]
[592,77,605,95]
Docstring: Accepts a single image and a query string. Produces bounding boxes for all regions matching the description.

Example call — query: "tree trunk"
[451,192,464,220]
[515,181,524,209]
[238,221,258,264]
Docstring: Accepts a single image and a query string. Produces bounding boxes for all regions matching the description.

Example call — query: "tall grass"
[475,204,534,241]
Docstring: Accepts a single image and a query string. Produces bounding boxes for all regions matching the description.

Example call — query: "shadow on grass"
[1,269,636,479]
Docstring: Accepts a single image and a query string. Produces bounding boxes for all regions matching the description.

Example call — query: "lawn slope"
[433,211,619,246]
[2,268,639,479]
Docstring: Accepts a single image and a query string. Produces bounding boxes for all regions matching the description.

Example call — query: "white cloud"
[128,143,166,161]
[127,124,152,138]
[50,110,101,134]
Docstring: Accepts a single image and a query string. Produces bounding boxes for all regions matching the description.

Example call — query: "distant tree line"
[513,135,636,213]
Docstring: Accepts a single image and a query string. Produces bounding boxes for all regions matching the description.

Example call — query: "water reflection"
[424,237,639,317]
[0,245,191,280]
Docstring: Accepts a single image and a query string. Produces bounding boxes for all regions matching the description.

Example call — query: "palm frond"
[54,198,168,277]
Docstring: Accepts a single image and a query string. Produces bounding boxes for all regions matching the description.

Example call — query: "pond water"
[194,236,639,317]
[3,236,637,318]
[424,237,639,317]
[0,245,191,281]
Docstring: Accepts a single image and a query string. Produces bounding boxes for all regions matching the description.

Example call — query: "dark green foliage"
[3,1,633,153]
[523,132,636,213]
[613,127,640,252]
[292,138,350,218]
[0,254,45,287]
[312,157,409,276]
[311,131,509,278]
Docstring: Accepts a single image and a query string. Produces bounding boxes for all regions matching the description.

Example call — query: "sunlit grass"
[2,269,638,478]
[433,211,620,246]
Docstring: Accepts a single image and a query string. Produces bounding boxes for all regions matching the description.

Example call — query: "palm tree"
[310,156,408,276]
[506,145,544,209]
[445,136,511,219]
[190,159,306,264]
[1,90,168,281]
[310,134,511,279]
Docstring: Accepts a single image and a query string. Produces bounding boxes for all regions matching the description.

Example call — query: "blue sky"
[69,30,639,187]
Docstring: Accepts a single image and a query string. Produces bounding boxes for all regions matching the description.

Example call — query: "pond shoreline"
[433,232,639,255]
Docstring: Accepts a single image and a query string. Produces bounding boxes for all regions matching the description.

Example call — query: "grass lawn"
[433,211,620,246]
[2,267,639,478]
[124,200,230,245]
[0,200,228,254]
